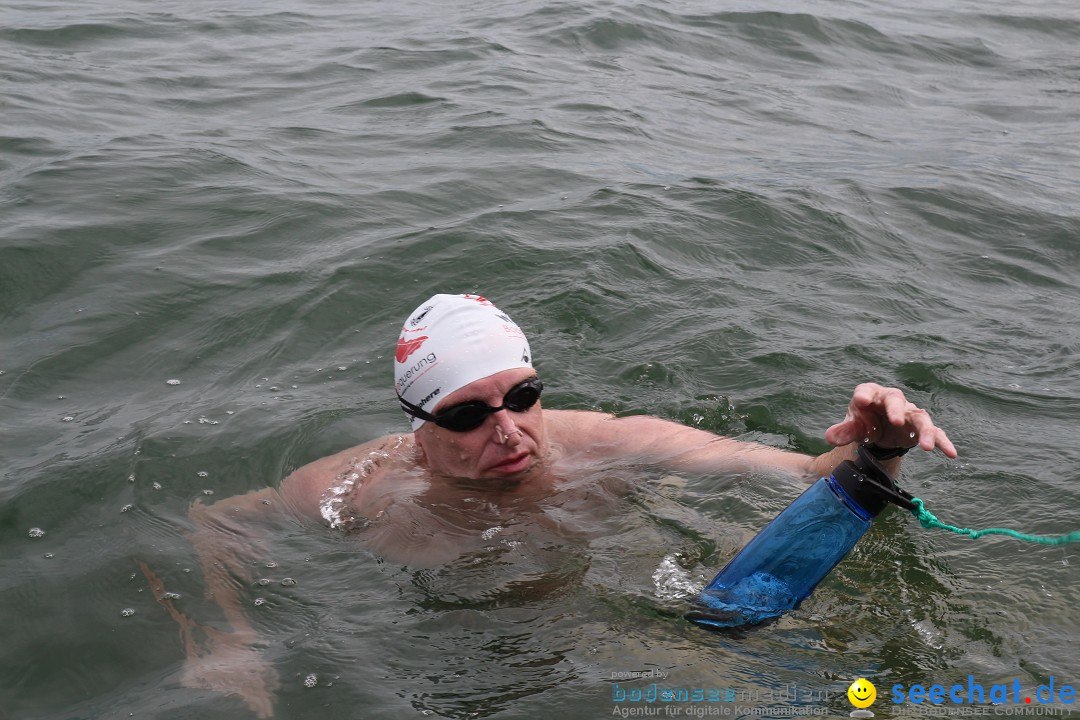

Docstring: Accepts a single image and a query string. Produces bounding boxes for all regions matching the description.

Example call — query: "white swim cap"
[394,294,533,429]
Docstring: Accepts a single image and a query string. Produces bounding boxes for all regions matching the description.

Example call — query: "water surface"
[2,0,1079,717]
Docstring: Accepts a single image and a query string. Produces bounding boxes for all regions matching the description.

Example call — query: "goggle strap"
[397,394,436,422]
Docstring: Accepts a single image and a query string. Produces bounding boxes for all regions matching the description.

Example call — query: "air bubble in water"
[280,578,296,587]
[121,608,136,617]
[62,416,74,422]
[121,504,134,513]
[152,482,162,490]
[197,471,208,478]
[44,553,54,559]
[254,598,267,606]
[28,528,45,538]
[202,489,214,496]
[303,674,318,688]
[166,379,181,386]
[264,561,278,568]
[258,578,271,586]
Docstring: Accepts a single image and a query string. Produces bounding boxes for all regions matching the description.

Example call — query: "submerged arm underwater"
[139,487,289,718]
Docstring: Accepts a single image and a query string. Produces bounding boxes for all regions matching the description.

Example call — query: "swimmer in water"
[280,293,955,518]
[145,292,956,717]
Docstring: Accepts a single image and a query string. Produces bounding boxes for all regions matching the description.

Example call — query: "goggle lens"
[434,378,543,432]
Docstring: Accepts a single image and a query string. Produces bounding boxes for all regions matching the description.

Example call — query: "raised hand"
[824,383,957,458]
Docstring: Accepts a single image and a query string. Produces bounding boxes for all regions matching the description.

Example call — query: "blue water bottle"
[688,445,914,629]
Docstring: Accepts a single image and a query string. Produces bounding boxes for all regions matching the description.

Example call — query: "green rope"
[910,498,1080,545]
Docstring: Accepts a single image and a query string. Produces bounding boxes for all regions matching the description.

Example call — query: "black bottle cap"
[831,446,917,517]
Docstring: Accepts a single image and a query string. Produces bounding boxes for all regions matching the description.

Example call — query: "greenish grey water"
[2,0,1079,717]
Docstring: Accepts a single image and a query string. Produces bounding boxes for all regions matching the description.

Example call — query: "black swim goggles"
[398,377,544,432]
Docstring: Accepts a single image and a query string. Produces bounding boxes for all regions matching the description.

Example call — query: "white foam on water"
[652,553,704,601]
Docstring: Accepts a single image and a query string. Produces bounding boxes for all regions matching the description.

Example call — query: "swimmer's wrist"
[861,443,910,461]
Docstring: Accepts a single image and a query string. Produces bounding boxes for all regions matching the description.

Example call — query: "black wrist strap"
[862,442,911,461]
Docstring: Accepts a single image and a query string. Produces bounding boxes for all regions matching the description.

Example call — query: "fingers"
[850,383,905,427]
[823,419,860,447]
[824,383,896,446]
[831,383,957,458]
[922,425,958,458]
[906,406,958,458]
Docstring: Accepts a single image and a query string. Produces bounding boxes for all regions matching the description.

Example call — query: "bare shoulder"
[542,408,653,455]
[543,408,681,444]
[184,435,415,536]
[279,433,416,519]
[543,408,615,442]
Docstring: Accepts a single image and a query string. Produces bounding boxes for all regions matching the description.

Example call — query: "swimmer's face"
[847,679,876,709]
[414,368,546,480]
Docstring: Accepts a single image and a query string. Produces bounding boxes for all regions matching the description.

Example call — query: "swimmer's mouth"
[488,452,531,474]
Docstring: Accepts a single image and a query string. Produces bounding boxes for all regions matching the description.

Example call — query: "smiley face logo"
[848,678,876,709]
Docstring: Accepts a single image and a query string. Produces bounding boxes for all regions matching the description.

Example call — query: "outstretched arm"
[548,383,955,479]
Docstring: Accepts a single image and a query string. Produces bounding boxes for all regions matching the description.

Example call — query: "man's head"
[394,294,545,479]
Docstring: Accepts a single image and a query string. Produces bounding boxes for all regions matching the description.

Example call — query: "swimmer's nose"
[493,412,522,446]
